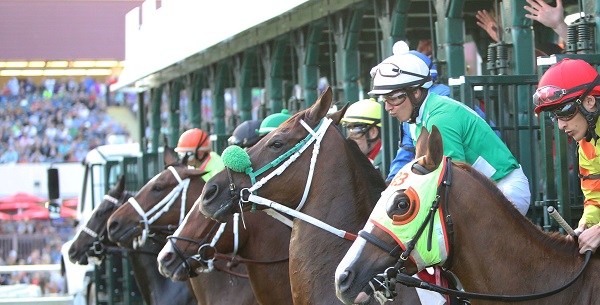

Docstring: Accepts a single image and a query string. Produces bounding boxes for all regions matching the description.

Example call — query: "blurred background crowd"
[0,76,132,164]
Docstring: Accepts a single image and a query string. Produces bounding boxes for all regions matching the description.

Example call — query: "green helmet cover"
[258,109,291,135]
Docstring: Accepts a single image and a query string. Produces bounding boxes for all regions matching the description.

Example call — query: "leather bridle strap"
[396,250,592,302]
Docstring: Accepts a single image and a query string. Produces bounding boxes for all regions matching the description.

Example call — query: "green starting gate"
[94,152,163,305]
[445,53,600,232]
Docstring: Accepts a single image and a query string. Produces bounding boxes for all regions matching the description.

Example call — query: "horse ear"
[415,126,429,159]
[115,175,126,194]
[328,103,349,126]
[307,87,333,122]
[163,143,178,166]
[426,125,444,169]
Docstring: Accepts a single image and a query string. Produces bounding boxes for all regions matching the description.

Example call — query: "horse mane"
[453,161,577,255]
[297,110,386,197]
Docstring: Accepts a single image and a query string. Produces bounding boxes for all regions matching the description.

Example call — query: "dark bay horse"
[335,125,600,305]
[106,158,258,305]
[67,175,196,305]
[200,87,423,305]
[157,200,293,305]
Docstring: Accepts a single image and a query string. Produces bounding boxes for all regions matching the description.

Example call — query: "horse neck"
[300,138,386,231]
[448,171,585,298]
[128,240,195,305]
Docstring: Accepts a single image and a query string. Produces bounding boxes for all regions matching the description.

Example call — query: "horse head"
[200,87,354,221]
[68,175,132,264]
[107,161,206,248]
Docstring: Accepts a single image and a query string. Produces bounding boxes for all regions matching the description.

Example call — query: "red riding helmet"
[533,58,600,114]
[175,128,211,153]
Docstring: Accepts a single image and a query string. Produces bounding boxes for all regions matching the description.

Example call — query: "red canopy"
[0,192,47,211]
[0,211,11,220]
[12,207,77,220]
[0,192,46,204]
[63,197,78,208]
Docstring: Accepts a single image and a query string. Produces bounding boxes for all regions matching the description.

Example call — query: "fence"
[0,233,73,262]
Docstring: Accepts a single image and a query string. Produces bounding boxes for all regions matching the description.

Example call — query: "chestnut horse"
[157,198,293,304]
[335,126,600,305]
[200,87,423,304]
[67,175,196,305]
[106,156,258,305]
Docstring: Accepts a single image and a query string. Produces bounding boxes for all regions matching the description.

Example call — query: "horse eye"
[386,190,412,220]
[151,185,162,192]
[270,141,284,149]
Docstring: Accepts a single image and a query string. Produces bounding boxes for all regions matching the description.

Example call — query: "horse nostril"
[337,270,353,291]
[107,221,119,241]
[202,183,219,205]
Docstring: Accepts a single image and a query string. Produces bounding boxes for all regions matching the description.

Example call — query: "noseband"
[127,166,190,248]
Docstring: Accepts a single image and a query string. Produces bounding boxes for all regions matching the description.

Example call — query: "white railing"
[0,264,74,305]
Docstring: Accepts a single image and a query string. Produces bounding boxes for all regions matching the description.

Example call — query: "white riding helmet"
[368,41,433,96]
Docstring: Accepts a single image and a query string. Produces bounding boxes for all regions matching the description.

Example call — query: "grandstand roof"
[0,0,142,81]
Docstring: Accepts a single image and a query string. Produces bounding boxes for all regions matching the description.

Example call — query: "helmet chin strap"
[576,76,600,143]
[406,87,427,124]
[579,98,600,142]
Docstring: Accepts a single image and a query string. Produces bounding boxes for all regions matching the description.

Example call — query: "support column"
[239,50,256,122]
[187,72,203,129]
[150,87,162,151]
[168,80,182,147]
[343,8,364,104]
[269,38,288,114]
[212,62,227,135]
[302,23,324,108]
[444,0,466,78]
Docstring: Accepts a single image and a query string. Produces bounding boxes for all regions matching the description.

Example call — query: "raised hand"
[476,10,501,42]
[524,0,568,41]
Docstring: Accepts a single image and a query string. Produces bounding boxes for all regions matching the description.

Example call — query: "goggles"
[532,83,590,107]
[227,136,241,146]
[381,91,408,106]
[372,63,428,79]
[178,151,193,160]
[549,100,580,121]
[342,124,370,139]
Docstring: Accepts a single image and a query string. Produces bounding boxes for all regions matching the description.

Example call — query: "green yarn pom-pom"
[222,145,252,173]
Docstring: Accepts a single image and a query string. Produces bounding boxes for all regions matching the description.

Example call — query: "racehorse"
[67,175,196,305]
[334,126,600,305]
[157,197,293,304]
[106,151,258,305]
[200,87,423,305]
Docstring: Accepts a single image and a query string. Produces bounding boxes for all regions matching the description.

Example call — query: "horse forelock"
[454,162,577,254]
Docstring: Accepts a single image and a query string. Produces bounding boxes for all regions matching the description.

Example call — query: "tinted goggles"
[372,63,428,79]
[549,100,580,121]
[381,91,408,106]
[532,84,589,106]
[342,124,369,139]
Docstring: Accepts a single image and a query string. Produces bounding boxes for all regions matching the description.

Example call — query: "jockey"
[228,120,263,149]
[340,99,383,171]
[533,58,600,254]
[174,128,224,182]
[257,109,291,136]
[369,40,531,216]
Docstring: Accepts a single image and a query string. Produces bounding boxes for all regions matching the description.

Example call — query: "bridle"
[225,117,357,240]
[127,166,190,248]
[358,157,593,303]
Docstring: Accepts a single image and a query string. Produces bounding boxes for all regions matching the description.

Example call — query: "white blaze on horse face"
[335,222,375,280]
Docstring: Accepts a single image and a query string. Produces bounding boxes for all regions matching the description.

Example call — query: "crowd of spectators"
[0,219,72,295]
[0,76,131,164]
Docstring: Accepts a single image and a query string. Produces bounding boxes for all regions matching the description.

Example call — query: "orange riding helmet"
[175,128,211,154]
